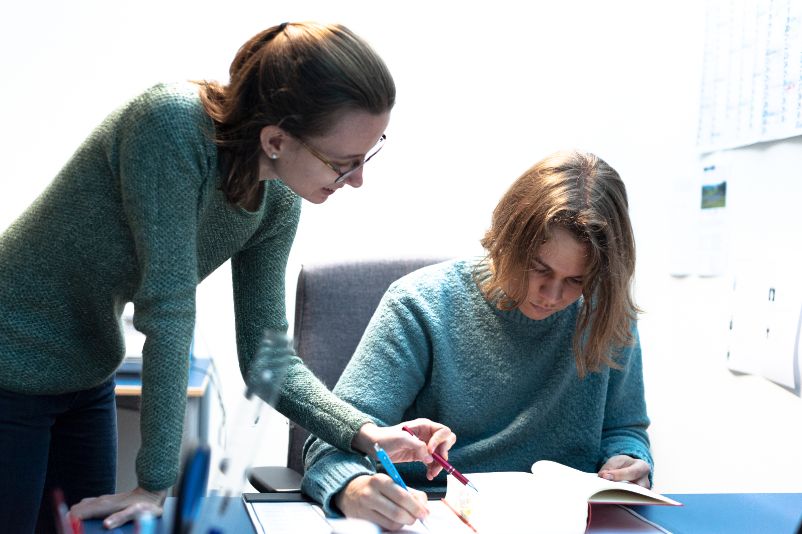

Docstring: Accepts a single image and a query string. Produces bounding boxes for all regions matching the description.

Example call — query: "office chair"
[247,257,447,493]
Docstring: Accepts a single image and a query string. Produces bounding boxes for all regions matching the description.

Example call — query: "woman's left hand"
[352,418,457,480]
[69,486,166,529]
[598,455,651,488]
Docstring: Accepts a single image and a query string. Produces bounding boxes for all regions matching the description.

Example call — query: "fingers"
[598,466,633,482]
[598,454,630,472]
[401,418,456,459]
[68,487,165,529]
[102,501,163,530]
[362,419,459,479]
[374,475,429,523]
[355,423,434,464]
[337,475,429,531]
[426,461,443,480]
[69,494,120,519]
[377,488,429,530]
[395,419,458,480]
[407,434,435,464]
[598,457,652,488]
[408,487,430,510]
[428,426,457,459]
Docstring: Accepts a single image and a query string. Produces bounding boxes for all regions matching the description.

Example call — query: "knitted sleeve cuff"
[301,451,375,516]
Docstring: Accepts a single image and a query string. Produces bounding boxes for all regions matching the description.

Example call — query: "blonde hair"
[198,22,395,205]
[479,150,639,377]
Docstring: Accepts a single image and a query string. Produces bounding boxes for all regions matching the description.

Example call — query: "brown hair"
[198,22,396,205]
[479,150,639,377]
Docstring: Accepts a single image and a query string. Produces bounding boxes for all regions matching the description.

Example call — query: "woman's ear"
[259,125,285,160]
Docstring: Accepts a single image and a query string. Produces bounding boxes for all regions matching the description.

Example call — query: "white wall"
[3,0,801,494]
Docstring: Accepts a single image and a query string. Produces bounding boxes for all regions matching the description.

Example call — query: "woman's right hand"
[334,474,429,531]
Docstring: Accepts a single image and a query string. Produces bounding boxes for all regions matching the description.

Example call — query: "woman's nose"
[344,168,364,188]
[540,280,562,303]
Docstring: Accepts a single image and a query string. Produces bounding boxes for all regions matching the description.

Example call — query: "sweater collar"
[469,258,575,329]
[495,303,565,328]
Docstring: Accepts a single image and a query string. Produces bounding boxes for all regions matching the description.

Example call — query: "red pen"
[402,426,479,493]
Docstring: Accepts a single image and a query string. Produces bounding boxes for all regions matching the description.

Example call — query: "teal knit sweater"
[0,83,371,491]
[302,258,652,515]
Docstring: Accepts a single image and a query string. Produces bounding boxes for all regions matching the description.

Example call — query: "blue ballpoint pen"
[373,443,429,530]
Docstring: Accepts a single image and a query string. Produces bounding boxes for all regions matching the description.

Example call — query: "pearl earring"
[270,153,279,160]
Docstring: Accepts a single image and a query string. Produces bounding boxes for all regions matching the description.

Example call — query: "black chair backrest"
[287,257,447,473]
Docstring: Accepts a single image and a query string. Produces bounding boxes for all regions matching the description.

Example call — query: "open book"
[444,460,681,533]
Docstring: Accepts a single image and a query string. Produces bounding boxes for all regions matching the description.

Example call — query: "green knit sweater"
[0,82,371,491]
[302,258,652,515]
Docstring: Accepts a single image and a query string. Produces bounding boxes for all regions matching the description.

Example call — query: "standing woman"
[0,22,451,531]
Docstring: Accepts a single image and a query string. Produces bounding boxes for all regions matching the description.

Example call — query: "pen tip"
[468,482,479,493]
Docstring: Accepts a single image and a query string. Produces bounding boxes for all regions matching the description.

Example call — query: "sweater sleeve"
[231,181,372,453]
[600,325,653,476]
[117,93,208,491]
[302,284,432,514]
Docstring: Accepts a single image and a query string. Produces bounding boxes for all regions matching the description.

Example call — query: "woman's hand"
[334,474,429,531]
[598,455,651,488]
[69,486,167,529]
[352,418,457,479]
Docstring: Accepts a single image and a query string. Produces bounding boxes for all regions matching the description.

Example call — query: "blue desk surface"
[636,492,802,534]
[80,493,802,533]
[82,496,253,534]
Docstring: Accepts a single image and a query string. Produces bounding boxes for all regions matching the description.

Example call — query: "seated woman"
[301,150,653,531]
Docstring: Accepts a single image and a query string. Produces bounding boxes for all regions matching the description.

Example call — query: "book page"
[444,462,680,533]
[530,461,681,506]
[393,500,477,533]
[445,472,589,533]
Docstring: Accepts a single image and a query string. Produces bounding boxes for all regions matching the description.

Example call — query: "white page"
[394,500,476,533]
[246,498,472,534]
[530,461,679,506]
[444,462,679,534]
[245,501,331,534]
[446,471,588,534]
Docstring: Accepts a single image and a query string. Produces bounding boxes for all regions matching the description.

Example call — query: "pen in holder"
[51,488,72,534]
[207,329,294,513]
[172,444,211,534]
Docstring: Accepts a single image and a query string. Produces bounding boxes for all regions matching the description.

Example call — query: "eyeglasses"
[296,134,386,184]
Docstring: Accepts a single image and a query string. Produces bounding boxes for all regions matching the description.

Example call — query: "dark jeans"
[0,380,117,534]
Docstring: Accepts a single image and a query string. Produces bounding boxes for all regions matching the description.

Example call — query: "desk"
[81,493,802,533]
[114,358,212,492]
[81,496,252,534]
[114,357,212,398]
[635,493,802,533]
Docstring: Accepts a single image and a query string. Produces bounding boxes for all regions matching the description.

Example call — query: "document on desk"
[243,494,472,533]
[244,496,331,534]
[444,461,680,533]
[395,500,475,532]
